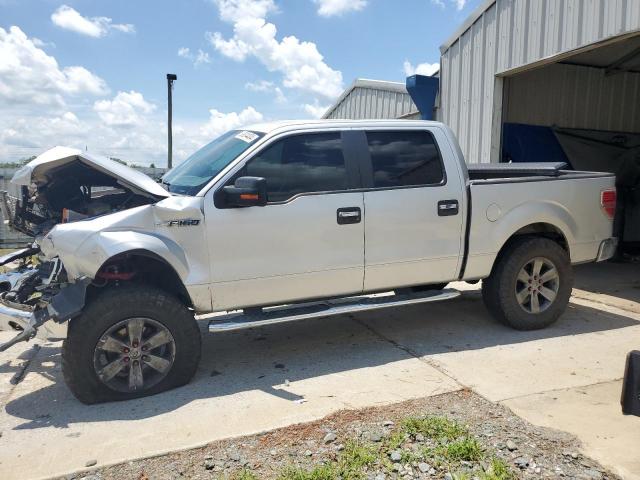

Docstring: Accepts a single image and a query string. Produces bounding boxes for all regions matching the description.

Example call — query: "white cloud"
[177,47,211,66]
[403,60,439,77]
[245,80,286,103]
[214,0,277,23]
[199,106,263,139]
[303,100,329,118]
[431,0,466,10]
[0,26,108,108]
[93,91,156,127]
[455,0,466,10]
[245,79,274,92]
[208,0,343,100]
[314,0,367,17]
[51,5,135,38]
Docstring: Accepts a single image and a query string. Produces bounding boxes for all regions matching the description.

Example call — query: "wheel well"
[88,250,193,308]
[497,223,569,261]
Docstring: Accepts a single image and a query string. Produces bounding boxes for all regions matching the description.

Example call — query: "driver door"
[204,131,364,311]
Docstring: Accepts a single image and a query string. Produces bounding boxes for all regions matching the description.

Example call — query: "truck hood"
[12,146,170,199]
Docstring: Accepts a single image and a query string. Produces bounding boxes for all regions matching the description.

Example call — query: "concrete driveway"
[0,263,638,480]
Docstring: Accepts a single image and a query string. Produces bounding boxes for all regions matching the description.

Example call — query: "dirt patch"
[61,390,617,480]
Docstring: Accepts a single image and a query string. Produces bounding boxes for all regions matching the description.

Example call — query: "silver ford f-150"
[0,120,617,403]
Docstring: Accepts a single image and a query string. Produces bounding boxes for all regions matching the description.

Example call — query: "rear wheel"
[62,285,201,404]
[482,237,572,330]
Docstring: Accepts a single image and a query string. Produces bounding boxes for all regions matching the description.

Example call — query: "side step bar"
[208,288,460,333]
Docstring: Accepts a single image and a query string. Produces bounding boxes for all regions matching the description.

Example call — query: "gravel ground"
[61,390,618,480]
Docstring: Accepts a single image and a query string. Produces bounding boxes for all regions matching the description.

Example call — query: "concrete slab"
[359,288,640,401]
[0,261,638,480]
[0,314,460,480]
[573,262,640,314]
[504,380,640,480]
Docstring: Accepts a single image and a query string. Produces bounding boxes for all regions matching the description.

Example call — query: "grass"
[401,415,467,441]
[230,470,259,480]
[229,415,514,480]
[277,441,376,480]
[479,458,515,480]
[440,437,484,462]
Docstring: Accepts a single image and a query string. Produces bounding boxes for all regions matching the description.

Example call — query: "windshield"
[161,130,264,195]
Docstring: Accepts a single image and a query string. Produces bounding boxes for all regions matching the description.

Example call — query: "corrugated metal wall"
[504,63,640,132]
[440,0,640,164]
[324,85,417,119]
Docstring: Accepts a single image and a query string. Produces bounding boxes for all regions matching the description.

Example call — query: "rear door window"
[244,132,349,202]
[365,130,444,188]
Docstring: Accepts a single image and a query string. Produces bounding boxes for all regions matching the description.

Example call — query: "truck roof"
[244,119,444,134]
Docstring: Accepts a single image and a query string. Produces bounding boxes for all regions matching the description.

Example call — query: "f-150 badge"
[156,219,201,227]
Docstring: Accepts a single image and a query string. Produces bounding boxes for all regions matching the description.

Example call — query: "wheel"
[62,285,201,404]
[482,237,572,330]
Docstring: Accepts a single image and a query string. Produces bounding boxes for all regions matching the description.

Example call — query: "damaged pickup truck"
[0,120,617,404]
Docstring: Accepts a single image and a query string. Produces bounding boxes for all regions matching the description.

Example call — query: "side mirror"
[222,176,267,207]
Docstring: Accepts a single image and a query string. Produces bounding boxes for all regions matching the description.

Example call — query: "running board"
[208,288,460,333]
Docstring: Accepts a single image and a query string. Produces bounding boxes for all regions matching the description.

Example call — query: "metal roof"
[322,78,417,120]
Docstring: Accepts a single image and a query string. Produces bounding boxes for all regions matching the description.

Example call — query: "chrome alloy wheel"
[93,317,176,393]
[515,257,560,314]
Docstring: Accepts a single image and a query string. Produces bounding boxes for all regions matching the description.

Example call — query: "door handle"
[438,200,459,216]
[337,207,361,225]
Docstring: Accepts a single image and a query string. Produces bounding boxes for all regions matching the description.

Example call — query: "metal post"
[166,74,177,169]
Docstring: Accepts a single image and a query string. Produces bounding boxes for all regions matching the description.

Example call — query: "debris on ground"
[59,390,618,480]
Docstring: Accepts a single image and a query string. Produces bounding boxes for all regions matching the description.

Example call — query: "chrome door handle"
[337,207,361,225]
[438,200,459,216]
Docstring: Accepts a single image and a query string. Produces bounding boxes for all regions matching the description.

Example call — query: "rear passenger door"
[359,128,465,291]
[206,131,365,310]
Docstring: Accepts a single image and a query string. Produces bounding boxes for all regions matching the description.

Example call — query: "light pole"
[167,73,177,169]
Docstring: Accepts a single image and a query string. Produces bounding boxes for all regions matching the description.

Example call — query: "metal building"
[440,0,640,164]
[322,79,420,120]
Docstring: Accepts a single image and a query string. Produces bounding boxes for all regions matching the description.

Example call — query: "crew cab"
[0,120,617,403]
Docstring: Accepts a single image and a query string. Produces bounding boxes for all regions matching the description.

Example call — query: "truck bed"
[468,162,613,184]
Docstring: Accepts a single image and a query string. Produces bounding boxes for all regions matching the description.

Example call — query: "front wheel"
[62,285,201,404]
[482,237,573,330]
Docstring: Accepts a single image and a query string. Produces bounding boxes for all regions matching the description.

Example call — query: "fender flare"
[491,200,575,256]
[71,230,190,282]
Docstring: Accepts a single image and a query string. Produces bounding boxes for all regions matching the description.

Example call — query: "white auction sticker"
[235,131,259,143]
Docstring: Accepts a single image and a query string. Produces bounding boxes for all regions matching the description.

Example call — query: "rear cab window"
[365,130,445,188]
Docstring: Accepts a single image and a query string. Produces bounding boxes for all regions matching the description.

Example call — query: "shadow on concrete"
[574,261,640,305]
[3,290,637,430]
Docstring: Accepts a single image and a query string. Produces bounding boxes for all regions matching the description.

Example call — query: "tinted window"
[366,131,444,188]
[243,132,348,202]
[161,130,264,195]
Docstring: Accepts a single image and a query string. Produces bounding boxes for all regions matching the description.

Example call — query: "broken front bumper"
[0,277,90,351]
[0,298,67,341]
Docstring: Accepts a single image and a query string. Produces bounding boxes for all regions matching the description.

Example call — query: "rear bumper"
[0,300,67,340]
[596,237,618,262]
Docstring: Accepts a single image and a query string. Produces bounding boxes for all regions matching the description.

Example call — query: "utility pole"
[166,73,177,169]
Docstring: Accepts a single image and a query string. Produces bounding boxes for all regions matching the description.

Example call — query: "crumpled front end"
[0,247,91,351]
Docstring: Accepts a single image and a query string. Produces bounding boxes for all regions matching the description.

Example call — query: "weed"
[337,441,377,479]
[386,430,406,451]
[231,470,259,480]
[277,463,337,480]
[441,437,484,462]
[480,457,515,480]
[402,416,467,441]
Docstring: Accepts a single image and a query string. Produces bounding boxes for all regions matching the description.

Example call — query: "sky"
[0,0,481,166]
